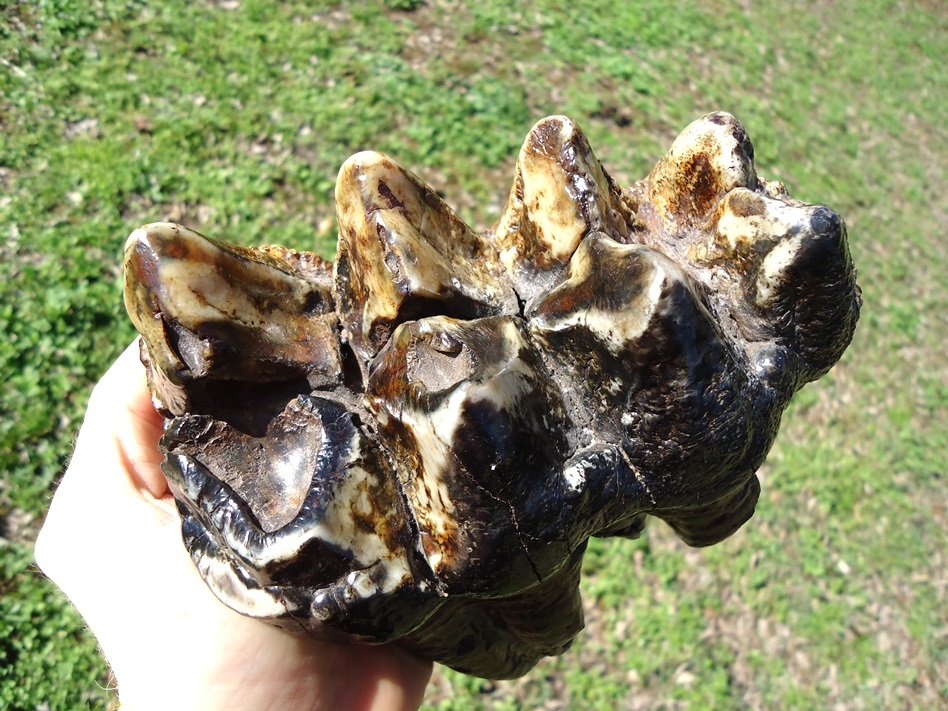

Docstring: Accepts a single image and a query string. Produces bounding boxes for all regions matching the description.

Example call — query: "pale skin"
[35,341,432,711]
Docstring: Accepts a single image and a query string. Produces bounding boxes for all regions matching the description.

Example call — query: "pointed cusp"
[123,222,341,413]
[493,116,634,303]
[333,152,517,362]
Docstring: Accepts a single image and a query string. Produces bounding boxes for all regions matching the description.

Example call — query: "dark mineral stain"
[376,179,406,212]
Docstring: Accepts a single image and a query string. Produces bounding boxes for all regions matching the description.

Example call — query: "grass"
[1,0,945,708]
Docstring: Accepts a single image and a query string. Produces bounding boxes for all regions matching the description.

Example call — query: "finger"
[81,339,168,498]
[37,339,174,584]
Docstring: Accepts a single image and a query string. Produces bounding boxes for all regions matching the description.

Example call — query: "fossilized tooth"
[123,112,861,680]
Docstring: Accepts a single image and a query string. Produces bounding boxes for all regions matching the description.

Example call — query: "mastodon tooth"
[123,112,861,679]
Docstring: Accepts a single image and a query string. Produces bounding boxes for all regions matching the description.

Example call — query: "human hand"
[35,340,432,711]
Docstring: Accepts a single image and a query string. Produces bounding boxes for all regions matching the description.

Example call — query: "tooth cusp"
[494,116,634,302]
[334,152,518,362]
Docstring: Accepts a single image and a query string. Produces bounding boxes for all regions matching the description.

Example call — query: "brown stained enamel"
[366,348,466,578]
[674,152,721,222]
[531,236,654,323]
[124,112,861,680]
[334,152,517,362]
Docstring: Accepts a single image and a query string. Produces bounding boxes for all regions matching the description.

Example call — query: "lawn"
[1,0,945,708]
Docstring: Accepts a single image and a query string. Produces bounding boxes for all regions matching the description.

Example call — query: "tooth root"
[493,116,633,302]
[659,475,761,547]
[124,222,341,413]
[646,111,757,228]
[333,152,518,362]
